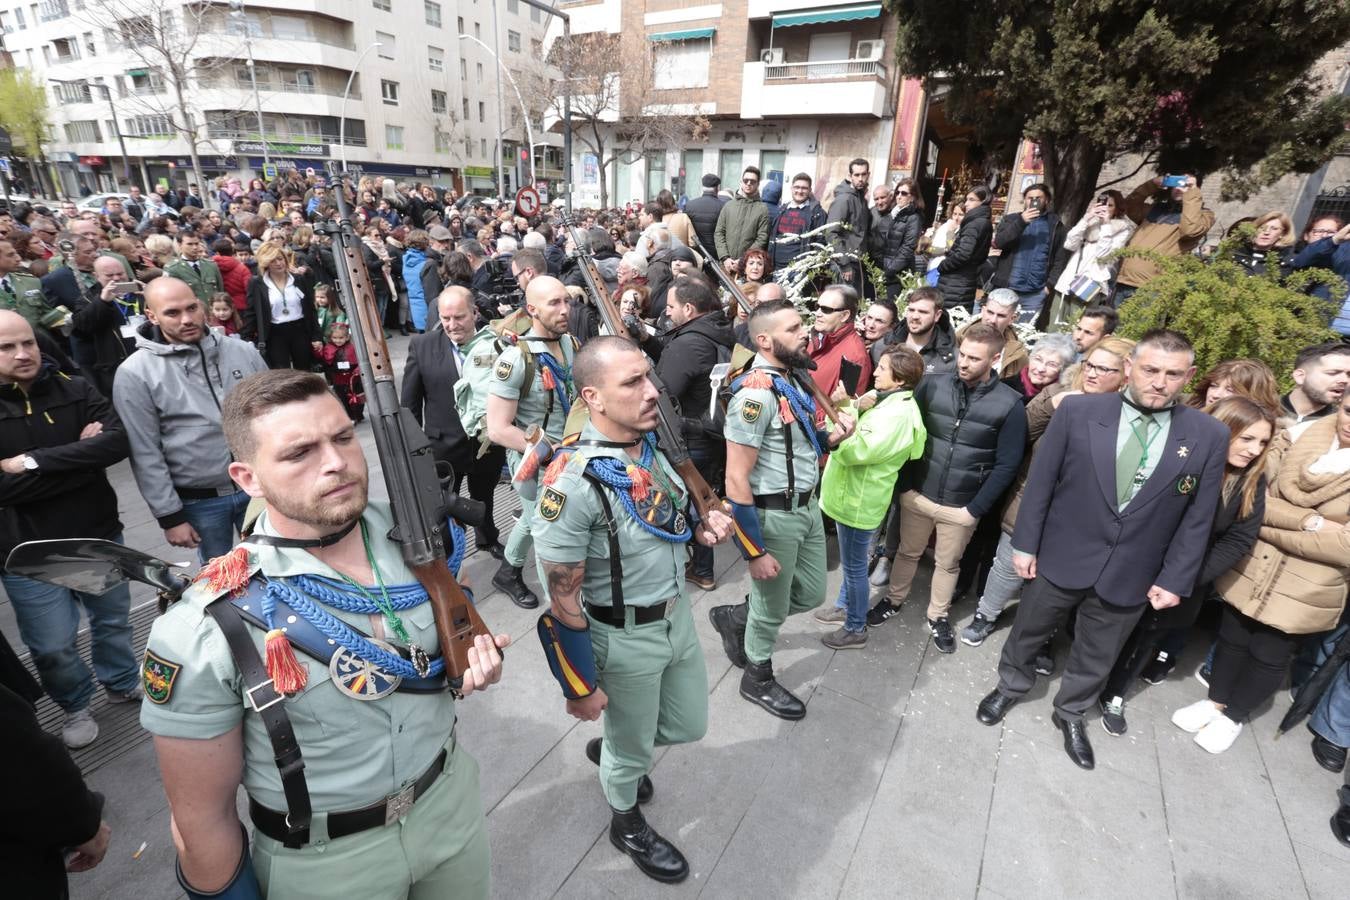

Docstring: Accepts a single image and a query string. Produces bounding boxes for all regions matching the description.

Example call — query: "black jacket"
[69,286,136,397]
[990,211,1069,293]
[936,204,994,308]
[647,250,674,323]
[903,371,1026,517]
[40,264,93,311]
[1231,244,1295,280]
[401,324,500,472]
[827,180,871,254]
[656,310,736,449]
[0,367,129,558]
[684,189,727,256]
[871,205,923,280]
[893,317,956,375]
[243,271,320,347]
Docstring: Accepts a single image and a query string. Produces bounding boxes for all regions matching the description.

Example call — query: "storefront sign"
[464,166,494,178]
[233,140,329,157]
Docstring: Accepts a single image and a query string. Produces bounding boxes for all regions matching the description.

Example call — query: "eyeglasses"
[1311,228,1337,237]
[1082,361,1121,376]
[896,189,911,197]
[816,304,847,314]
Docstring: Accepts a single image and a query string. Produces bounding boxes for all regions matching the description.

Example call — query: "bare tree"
[77,0,246,192]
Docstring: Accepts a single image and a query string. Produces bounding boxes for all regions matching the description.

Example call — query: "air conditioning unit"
[760,48,784,65]
[856,39,884,61]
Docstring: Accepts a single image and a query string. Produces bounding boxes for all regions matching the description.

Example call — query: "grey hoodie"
[112,325,267,528]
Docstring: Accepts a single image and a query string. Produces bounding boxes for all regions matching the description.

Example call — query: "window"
[236,64,269,88]
[0,12,9,30]
[126,114,172,137]
[424,1,441,27]
[83,31,95,56]
[435,130,452,153]
[532,39,543,58]
[510,107,519,126]
[462,97,469,119]
[377,32,395,58]
[465,137,473,158]
[507,30,521,53]
[476,62,483,83]
[652,38,711,90]
[507,0,518,12]
[481,138,487,157]
[459,58,467,79]
[430,89,447,114]
[478,101,485,123]
[129,69,164,94]
[54,80,90,103]
[373,0,391,10]
[381,79,400,105]
[15,7,26,29]
[386,125,404,150]
[457,15,464,33]
[63,120,102,142]
[41,46,53,65]
[428,45,444,72]
[530,6,542,23]
[474,22,480,40]
[52,35,81,62]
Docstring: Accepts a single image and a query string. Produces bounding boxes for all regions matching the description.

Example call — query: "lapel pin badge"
[1177,446,1189,458]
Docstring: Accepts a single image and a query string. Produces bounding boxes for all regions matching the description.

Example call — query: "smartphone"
[1095,194,1111,206]
[109,280,144,294]
[1161,175,1187,188]
[1026,197,1042,210]
[839,359,863,397]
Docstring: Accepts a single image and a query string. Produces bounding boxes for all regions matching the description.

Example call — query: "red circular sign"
[515,186,540,217]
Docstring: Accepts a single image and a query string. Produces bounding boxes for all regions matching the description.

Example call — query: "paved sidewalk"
[4,333,1347,898]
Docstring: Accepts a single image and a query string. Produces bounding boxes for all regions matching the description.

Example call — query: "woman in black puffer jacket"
[874,177,925,300]
[936,185,994,311]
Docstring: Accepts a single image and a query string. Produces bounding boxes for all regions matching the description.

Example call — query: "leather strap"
[753,488,817,510]
[244,518,359,549]
[581,469,625,617]
[584,600,667,627]
[205,599,311,847]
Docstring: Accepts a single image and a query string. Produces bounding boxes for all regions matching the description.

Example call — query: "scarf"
[1274,415,1350,510]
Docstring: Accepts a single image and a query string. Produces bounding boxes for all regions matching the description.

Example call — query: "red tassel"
[626,464,652,501]
[742,370,773,390]
[541,367,556,391]
[264,629,308,693]
[194,546,252,596]
[542,452,570,487]
[779,396,795,424]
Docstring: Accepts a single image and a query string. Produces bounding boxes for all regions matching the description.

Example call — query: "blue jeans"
[1,533,139,711]
[833,523,877,633]
[687,446,719,579]
[181,490,251,563]
[1014,288,1048,323]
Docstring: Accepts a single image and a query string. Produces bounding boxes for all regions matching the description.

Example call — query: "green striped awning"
[772,3,882,27]
[647,27,716,42]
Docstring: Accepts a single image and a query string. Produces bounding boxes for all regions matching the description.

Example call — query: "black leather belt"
[753,489,816,510]
[249,747,448,846]
[585,600,668,626]
[177,485,242,501]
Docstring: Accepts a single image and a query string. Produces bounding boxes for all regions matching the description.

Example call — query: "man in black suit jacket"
[401,285,504,556]
[976,330,1229,770]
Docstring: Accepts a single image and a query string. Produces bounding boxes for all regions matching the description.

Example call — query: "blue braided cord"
[584,435,692,544]
[262,579,444,679]
[446,517,465,577]
[730,369,823,457]
[535,352,573,418]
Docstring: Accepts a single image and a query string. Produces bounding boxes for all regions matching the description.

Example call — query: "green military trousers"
[252,739,490,900]
[744,499,827,664]
[590,598,708,810]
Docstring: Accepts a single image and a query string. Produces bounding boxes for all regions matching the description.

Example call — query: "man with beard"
[709,300,854,719]
[486,276,578,609]
[895,286,955,374]
[532,337,732,883]
[1282,341,1350,439]
[140,370,509,898]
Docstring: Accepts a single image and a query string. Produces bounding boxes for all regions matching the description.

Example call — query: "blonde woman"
[143,233,175,268]
[1232,211,1296,278]
[243,242,320,369]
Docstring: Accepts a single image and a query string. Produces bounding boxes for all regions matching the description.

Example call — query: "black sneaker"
[961,612,996,647]
[866,599,903,628]
[928,618,956,654]
[1099,695,1128,736]
[1139,651,1176,685]
[1034,641,1055,676]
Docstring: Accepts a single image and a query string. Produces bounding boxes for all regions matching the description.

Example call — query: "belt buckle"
[245,679,284,712]
[384,783,416,825]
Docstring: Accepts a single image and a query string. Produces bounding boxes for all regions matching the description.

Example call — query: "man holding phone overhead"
[807,284,872,401]
[63,256,142,397]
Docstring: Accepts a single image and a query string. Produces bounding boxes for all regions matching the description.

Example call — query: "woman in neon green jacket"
[817,344,928,649]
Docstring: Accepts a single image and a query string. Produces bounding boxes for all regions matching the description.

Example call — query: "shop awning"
[772,3,882,28]
[647,27,716,42]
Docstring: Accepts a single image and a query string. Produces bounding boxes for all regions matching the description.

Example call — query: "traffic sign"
[515,185,540,217]
[263,164,277,180]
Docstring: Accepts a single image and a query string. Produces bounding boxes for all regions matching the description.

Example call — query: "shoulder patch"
[539,486,567,522]
[143,650,182,704]
[495,359,514,381]
[742,399,763,424]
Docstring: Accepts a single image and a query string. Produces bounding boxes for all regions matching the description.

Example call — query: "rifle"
[686,230,843,425]
[326,178,495,684]
[559,212,722,524]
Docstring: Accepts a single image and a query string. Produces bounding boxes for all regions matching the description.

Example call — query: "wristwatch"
[21,454,38,471]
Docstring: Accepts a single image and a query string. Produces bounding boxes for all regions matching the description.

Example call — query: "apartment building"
[0,0,561,198]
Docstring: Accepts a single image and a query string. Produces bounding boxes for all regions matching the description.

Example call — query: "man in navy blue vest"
[975,329,1229,770]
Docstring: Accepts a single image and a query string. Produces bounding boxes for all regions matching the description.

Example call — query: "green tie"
[1116,412,1156,507]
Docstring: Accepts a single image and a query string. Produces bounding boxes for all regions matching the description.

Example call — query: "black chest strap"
[580,468,626,618]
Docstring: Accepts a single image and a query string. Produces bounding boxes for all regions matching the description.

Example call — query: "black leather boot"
[586,738,653,804]
[1332,785,1350,848]
[709,598,748,667]
[609,805,689,883]
[491,562,538,609]
[740,658,806,720]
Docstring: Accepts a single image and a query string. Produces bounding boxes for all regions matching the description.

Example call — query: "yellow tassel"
[264,629,308,693]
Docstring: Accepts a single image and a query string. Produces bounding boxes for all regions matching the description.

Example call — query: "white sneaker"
[62,708,99,749]
[1194,715,1243,754]
[1171,699,1225,734]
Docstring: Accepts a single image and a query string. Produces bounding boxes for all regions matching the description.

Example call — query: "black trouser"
[449,444,505,551]
[686,443,723,579]
[264,319,314,370]
[1208,605,1300,722]
[1101,611,1169,700]
[996,575,1147,721]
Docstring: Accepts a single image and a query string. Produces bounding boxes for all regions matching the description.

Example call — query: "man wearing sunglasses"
[714,166,770,275]
[808,284,872,398]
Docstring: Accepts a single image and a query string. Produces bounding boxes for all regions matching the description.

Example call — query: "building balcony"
[739,58,888,118]
[205,129,367,149]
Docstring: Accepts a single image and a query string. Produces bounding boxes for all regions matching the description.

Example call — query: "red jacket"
[809,323,872,401]
[214,254,251,310]
[321,342,362,393]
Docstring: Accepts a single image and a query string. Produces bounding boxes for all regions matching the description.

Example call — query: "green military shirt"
[532,424,688,609]
[139,501,457,813]
[0,271,58,332]
[723,355,822,495]
[164,257,225,301]
[487,329,577,469]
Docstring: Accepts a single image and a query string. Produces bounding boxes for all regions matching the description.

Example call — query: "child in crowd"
[207,292,242,337]
[315,283,347,340]
[320,321,364,422]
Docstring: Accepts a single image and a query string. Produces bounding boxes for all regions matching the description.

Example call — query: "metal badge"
[410,643,431,678]
[329,638,403,700]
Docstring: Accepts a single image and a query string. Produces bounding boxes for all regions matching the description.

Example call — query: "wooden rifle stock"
[328,179,493,682]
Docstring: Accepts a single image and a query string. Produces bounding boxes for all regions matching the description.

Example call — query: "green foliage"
[0,68,52,157]
[1116,230,1340,391]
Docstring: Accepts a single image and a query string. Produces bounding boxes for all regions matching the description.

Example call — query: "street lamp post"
[513,0,572,210]
[338,42,385,175]
[51,79,132,189]
[229,1,270,171]
[458,33,536,192]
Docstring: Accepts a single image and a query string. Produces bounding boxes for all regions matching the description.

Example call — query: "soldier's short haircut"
[223,370,332,462]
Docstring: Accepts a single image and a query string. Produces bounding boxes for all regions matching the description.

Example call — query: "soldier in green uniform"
[139,370,509,899]
[164,234,225,302]
[710,298,854,719]
[532,336,732,883]
[485,275,578,609]
[0,240,60,334]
